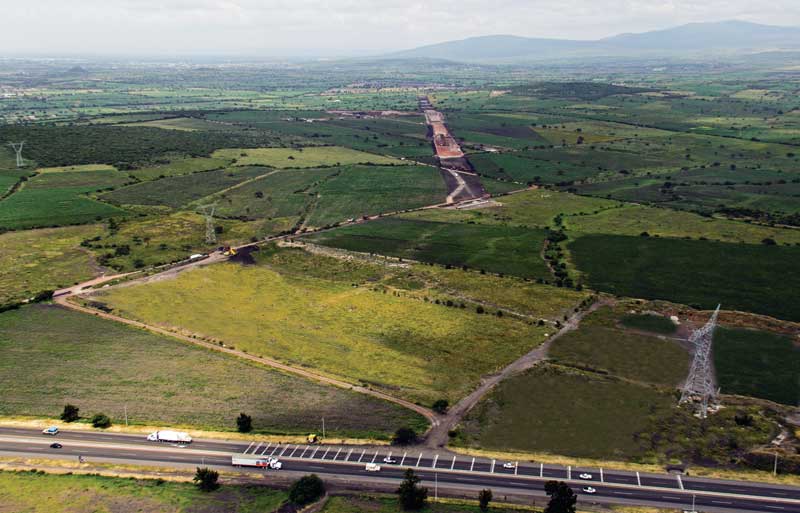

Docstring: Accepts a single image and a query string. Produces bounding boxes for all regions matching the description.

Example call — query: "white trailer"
[147,430,192,444]
[231,455,283,470]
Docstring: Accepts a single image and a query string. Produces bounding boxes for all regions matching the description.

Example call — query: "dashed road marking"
[358,449,366,462]
[400,452,407,466]
[490,459,496,473]
[451,456,456,470]
[244,442,254,454]
[311,446,319,459]
[677,475,684,490]
[416,453,423,467]
[432,454,439,469]
[636,472,641,486]
[470,458,475,471]
[334,447,341,460]
[260,443,271,455]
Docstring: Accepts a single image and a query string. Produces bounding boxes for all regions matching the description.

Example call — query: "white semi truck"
[231,455,283,470]
[147,430,192,444]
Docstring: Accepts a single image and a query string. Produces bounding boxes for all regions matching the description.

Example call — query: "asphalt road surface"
[1,428,798,512]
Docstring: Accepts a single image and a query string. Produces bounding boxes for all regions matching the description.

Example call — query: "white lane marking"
[712,501,733,505]
[451,456,456,470]
[416,453,423,467]
[358,449,366,462]
[660,496,682,500]
[600,468,603,483]
[321,447,329,459]
[253,442,262,454]
[432,454,439,468]
[515,462,518,476]
[311,446,319,459]
[568,465,571,480]
[677,475,684,490]
[370,452,377,464]
[244,442,254,454]
[470,458,475,471]
[345,448,353,461]
[540,463,543,478]
[612,491,634,496]
[400,452,407,466]
[260,443,271,455]
[289,446,299,457]
[490,459,495,473]
[334,448,341,460]
[636,472,641,486]
[765,506,785,510]
[269,445,279,456]
[121,452,138,456]
[300,445,310,458]
[279,446,288,457]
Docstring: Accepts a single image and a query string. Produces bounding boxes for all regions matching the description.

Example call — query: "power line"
[679,304,721,418]
[8,141,25,167]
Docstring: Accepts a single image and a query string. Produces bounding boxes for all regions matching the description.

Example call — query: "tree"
[544,481,576,513]
[432,399,449,414]
[193,467,219,492]
[397,468,428,510]
[61,404,80,422]
[91,413,111,428]
[392,427,418,446]
[288,474,326,505]
[478,489,493,512]
[236,412,252,433]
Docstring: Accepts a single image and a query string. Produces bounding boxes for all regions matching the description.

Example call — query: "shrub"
[236,412,253,433]
[60,404,80,422]
[91,413,111,428]
[392,427,418,446]
[288,474,325,505]
[193,467,220,492]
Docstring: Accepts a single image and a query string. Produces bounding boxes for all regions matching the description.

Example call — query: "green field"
[0,470,288,513]
[0,305,424,436]
[92,248,550,404]
[620,313,678,335]
[549,307,688,386]
[0,225,105,305]
[213,146,405,168]
[129,156,233,181]
[459,365,675,459]
[714,327,799,405]
[569,234,800,321]
[0,168,130,229]
[308,218,551,279]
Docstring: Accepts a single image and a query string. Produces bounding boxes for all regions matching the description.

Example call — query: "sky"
[4,0,800,57]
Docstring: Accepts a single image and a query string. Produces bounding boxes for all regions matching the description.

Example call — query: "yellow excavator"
[222,246,237,257]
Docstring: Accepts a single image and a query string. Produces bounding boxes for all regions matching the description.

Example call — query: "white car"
[42,426,59,436]
[582,486,597,494]
[365,463,381,472]
[579,473,593,480]
[502,462,516,469]
[383,456,397,464]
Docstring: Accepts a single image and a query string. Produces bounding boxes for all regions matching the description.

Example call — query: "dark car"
[50,442,62,449]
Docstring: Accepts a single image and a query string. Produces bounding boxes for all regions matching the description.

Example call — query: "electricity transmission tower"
[198,204,217,245]
[8,142,25,167]
[679,304,721,418]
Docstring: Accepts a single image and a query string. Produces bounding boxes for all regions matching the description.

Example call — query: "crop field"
[566,204,800,245]
[0,165,132,230]
[212,146,405,168]
[713,327,799,406]
[0,470,289,513]
[620,313,678,335]
[0,225,105,305]
[92,251,550,404]
[129,156,233,181]
[308,217,551,279]
[548,307,689,386]
[569,234,800,322]
[0,305,425,436]
[458,364,675,459]
[101,166,270,208]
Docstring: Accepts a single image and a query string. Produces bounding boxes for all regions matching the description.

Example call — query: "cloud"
[3,0,800,56]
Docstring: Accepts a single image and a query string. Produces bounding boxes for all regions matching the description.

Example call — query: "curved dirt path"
[424,297,610,447]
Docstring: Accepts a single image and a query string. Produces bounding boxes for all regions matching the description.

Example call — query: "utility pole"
[679,305,721,417]
[8,142,25,167]
[124,405,128,426]
[322,417,325,440]
[774,452,779,476]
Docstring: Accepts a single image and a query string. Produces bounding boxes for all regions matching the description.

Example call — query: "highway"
[1,428,798,512]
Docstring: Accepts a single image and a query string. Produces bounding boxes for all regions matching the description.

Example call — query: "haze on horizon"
[5,0,800,58]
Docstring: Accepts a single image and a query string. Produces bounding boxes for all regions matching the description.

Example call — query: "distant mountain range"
[388,21,800,63]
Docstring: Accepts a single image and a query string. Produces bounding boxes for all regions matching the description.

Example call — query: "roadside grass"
[714,327,800,405]
[322,495,530,513]
[100,166,270,208]
[0,470,288,513]
[458,364,675,460]
[93,253,550,404]
[619,313,678,335]
[129,156,233,181]
[566,204,800,245]
[0,225,106,305]
[403,190,619,228]
[0,170,130,229]
[549,307,689,386]
[0,305,424,437]
[569,234,800,322]
[84,212,258,271]
[307,217,551,280]
[213,146,405,168]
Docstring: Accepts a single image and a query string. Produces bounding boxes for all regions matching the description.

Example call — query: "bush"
[91,413,111,428]
[478,489,493,512]
[432,399,449,414]
[60,404,80,422]
[236,412,253,433]
[397,468,428,510]
[193,467,220,492]
[392,427,418,446]
[288,474,325,505]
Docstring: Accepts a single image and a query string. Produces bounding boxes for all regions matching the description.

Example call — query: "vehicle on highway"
[383,456,397,464]
[582,486,597,494]
[42,426,59,436]
[502,462,516,469]
[49,442,62,449]
[579,473,593,480]
[231,455,282,470]
[147,430,192,444]
[365,463,381,472]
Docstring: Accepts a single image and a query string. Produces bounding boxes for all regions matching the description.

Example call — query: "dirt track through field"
[424,297,610,447]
